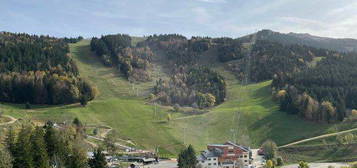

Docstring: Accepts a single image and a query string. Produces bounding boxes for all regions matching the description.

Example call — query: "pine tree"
[30,127,50,168]
[5,127,16,157]
[44,123,58,160]
[73,117,83,128]
[13,125,34,168]
[177,145,197,168]
[89,148,107,168]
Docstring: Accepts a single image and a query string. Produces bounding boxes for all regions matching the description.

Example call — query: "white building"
[197,149,221,168]
[197,141,252,168]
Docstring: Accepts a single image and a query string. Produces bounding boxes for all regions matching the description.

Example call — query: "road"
[279,127,357,148]
[148,160,177,168]
[251,149,265,168]
[282,162,349,168]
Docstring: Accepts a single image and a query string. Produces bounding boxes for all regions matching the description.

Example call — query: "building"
[197,141,252,168]
[197,149,220,168]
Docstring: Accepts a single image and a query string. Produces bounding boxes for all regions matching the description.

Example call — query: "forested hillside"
[138,35,226,108]
[137,34,211,66]
[153,67,226,108]
[219,39,339,82]
[272,54,357,122]
[0,32,96,104]
[90,34,153,81]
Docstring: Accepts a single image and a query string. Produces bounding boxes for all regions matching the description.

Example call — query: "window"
[208,163,211,165]
[244,155,247,158]
[213,158,217,160]
[208,158,211,161]
[214,163,217,165]
[245,160,247,162]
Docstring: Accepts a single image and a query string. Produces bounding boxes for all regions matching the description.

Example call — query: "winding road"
[279,127,357,148]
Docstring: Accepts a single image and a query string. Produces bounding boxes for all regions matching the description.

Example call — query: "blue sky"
[1,0,357,38]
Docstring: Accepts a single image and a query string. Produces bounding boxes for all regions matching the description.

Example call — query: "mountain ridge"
[241,29,357,53]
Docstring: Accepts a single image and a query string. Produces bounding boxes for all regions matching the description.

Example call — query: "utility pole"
[183,127,186,145]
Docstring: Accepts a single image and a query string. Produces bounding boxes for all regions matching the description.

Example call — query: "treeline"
[0,32,96,105]
[153,67,226,108]
[138,34,211,65]
[224,40,338,82]
[62,36,84,43]
[90,34,153,81]
[3,121,89,168]
[0,71,95,104]
[272,54,357,122]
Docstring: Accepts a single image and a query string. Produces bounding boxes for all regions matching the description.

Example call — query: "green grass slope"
[1,40,355,156]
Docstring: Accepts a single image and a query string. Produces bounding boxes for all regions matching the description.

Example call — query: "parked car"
[258,148,264,155]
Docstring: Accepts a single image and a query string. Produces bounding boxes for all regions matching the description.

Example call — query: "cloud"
[328,1,357,16]
[2,0,357,39]
[191,7,211,24]
[249,0,295,15]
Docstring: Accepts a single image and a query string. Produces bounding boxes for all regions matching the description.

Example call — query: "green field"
[1,40,355,156]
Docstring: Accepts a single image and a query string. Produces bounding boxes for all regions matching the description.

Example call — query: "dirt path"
[86,135,134,151]
[84,139,98,148]
[0,115,17,126]
[85,124,136,147]
[279,127,357,148]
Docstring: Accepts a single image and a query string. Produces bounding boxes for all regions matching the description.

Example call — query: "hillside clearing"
[0,40,356,156]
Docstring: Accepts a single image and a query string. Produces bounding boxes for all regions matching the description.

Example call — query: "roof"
[225,141,251,152]
[207,144,230,147]
[197,149,222,161]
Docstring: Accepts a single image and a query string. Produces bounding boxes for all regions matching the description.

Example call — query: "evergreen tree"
[88,148,107,168]
[13,125,34,168]
[80,96,88,106]
[5,126,16,157]
[177,145,197,168]
[30,127,50,168]
[73,117,83,128]
[44,123,58,160]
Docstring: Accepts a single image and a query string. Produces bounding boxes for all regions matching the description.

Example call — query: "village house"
[197,141,252,168]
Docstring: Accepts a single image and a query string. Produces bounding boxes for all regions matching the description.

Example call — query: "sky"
[1,0,357,38]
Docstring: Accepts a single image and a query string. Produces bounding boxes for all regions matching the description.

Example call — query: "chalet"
[197,141,252,168]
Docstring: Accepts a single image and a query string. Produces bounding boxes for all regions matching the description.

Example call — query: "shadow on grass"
[250,82,278,110]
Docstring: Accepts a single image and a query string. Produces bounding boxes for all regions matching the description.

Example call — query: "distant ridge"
[241,29,357,53]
